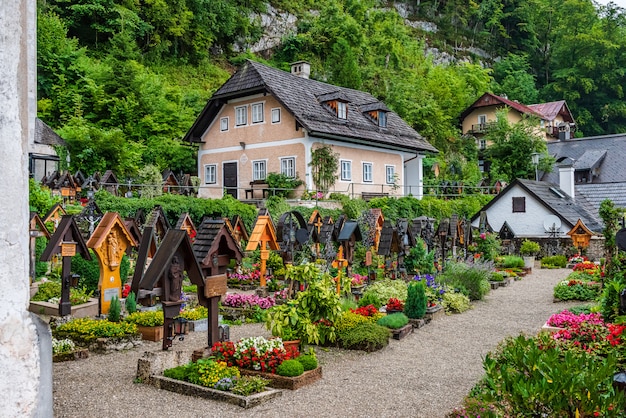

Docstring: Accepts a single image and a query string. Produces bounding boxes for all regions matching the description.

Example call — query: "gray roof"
[472,178,603,233]
[575,183,626,216]
[184,60,437,154]
[544,134,626,184]
[35,118,66,146]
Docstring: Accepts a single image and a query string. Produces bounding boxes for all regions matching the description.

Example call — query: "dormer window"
[337,102,347,119]
[378,111,387,127]
[360,102,390,128]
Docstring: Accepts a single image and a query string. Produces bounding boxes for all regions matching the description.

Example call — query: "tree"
[484,109,553,183]
[309,145,339,193]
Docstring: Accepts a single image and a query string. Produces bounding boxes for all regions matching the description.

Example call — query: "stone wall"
[0,1,52,416]
[502,237,605,261]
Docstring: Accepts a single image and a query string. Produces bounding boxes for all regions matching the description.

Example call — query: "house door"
[223,162,238,198]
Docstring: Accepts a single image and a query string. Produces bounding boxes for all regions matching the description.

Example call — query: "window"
[220,117,229,132]
[281,157,296,178]
[479,139,486,150]
[512,197,526,213]
[386,165,395,184]
[478,114,487,125]
[251,103,264,123]
[337,102,347,119]
[252,160,266,181]
[340,160,352,181]
[362,162,373,183]
[235,106,247,126]
[204,164,217,184]
[378,111,387,128]
[271,108,281,123]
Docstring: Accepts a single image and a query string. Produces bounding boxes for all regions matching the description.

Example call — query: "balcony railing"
[469,122,496,133]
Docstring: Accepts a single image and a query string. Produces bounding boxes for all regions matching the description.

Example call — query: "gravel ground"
[53,265,580,418]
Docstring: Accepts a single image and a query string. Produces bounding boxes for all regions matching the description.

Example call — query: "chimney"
[558,158,575,200]
[290,61,310,79]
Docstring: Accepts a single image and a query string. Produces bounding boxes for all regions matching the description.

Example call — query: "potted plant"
[520,240,541,269]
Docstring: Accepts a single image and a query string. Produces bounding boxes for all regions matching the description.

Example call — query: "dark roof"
[471,178,603,232]
[576,183,626,216]
[35,118,66,146]
[459,92,543,121]
[192,218,244,267]
[528,100,575,124]
[544,134,626,184]
[184,60,437,154]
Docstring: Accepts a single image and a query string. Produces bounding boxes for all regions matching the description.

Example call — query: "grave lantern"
[567,218,593,256]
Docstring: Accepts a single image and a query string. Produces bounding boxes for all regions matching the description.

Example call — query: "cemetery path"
[53,265,577,417]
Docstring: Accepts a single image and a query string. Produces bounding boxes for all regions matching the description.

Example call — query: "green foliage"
[519,239,541,256]
[376,312,409,329]
[124,310,164,327]
[108,296,122,322]
[540,255,567,268]
[35,237,49,278]
[29,178,60,214]
[265,172,304,198]
[601,280,625,322]
[163,364,192,382]
[498,256,525,269]
[276,359,304,377]
[53,317,137,343]
[600,199,623,274]
[296,354,318,371]
[442,291,472,314]
[185,358,241,388]
[361,279,407,306]
[337,322,390,352]
[232,376,269,396]
[438,261,491,301]
[125,292,137,314]
[71,250,101,294]
[553,280,602,301]
[472,334,626,416]
[31,281,62,302]
[339,297,358,312]
[403,238,435,274]
[309,145,339,192]
[404,281,427,319]
[177,306,208,321]
[357,291,382,309]
[334,311,376,333]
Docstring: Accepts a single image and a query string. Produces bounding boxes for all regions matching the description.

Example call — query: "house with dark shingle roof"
[183,60,437,200]
[29,118,67,181]
[470,178,603,238]
[542,134,626,219]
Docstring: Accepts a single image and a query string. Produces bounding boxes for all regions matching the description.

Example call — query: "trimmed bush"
[442,291,472,314]
[337,322,390,352]
[276,359,304,377]
[125,291,137,314]
[296,354,318,371]
[404,281,427,319]
[108,296,121,322]
[541,255,567,268]
[377,312,409,329]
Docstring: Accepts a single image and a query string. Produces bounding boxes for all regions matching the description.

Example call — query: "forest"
[37,0,626,186]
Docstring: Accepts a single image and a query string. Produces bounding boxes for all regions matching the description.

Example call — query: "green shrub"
[601,280,624,322]
[334,311,376,332]
[124,310,164,327]
[125,291,137,314]
[186,358,240,388]
[471,334,626,416]
[500,255,525,269]
[108,296,121,322]
[540,255,567,268]
[35,236,49,278]
[520,239,541,256]
[340,297,358,312]
[442,291,472,314]
[296,354,318,371]
[163,363,193,381]
[438,261,491,301]
[361,279,408,305]
[357,291,383,309]
[404,281,427,319]
[489,272,505,282]
[276,359,304,377]
[31,281,62,301]
[232,376,269,396]
[177,306,208,321]
[337,322,390,352]
[53,318,137,343]
[377,312,409,329]
[553,280,602,301]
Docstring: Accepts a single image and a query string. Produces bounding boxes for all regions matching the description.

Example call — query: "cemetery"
[26,176,626,416]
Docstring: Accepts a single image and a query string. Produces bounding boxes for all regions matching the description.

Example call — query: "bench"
[245,180,270,199]
[361,192,389,201]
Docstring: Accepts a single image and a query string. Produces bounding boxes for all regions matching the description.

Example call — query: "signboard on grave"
[87,212,137,314]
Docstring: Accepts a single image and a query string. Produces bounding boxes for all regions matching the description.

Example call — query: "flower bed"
[211,337,297,373]
[238,366,322,390]
[222,294,275,310]
[29,298,99,318]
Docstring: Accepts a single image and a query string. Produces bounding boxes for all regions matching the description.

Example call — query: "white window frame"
[378,111,387,128]
[251,102,264,124]
[385,165,395,185]
[340,160,352,181]
[252,160,267,181]
[478,114,487,125]
[271,108,281,124]
[235,106,247,126]
[362,162,373,183]
[337,102,347,119]
[280,157,296,178]
[220,117,229,132]
[204,164,217,184]
[479,139,486,150]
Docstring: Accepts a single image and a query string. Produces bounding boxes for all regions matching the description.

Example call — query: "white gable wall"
[471,183,569,238]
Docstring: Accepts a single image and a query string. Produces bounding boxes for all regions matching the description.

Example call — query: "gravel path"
[53,265,579,417]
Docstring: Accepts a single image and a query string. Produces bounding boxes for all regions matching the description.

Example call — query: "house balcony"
[469,122,496,134]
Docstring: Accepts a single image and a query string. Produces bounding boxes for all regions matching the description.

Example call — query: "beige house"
[183,60,437,200]
[460,92,576,145]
